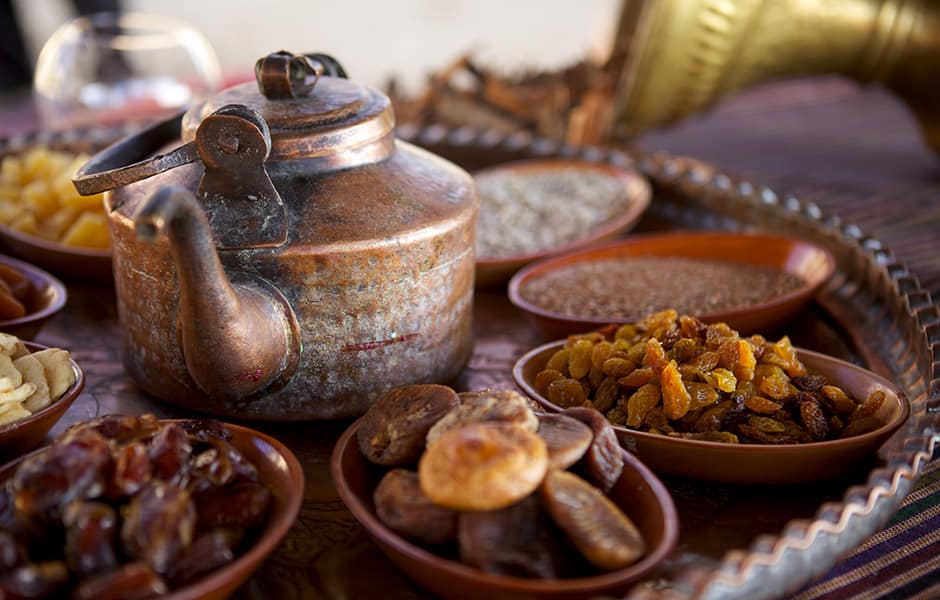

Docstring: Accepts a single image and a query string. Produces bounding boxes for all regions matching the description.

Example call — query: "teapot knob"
[255,50,348,99]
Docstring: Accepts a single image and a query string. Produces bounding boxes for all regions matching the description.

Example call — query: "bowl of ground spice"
[508,231,835,338]
[473,160,650,287]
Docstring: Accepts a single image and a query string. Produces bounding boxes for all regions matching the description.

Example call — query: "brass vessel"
[613,0,940,153]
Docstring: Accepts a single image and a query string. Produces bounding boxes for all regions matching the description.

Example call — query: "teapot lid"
[180,51,393,161]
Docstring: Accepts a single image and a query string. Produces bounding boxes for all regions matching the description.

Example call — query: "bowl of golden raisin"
[332,384,678,600]
[514,310,910,484]
[0,146,111,282]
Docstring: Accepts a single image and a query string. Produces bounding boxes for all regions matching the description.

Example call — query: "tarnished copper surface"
[72,52,478,419]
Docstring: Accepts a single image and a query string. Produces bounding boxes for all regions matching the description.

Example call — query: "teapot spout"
[135,185,296,402]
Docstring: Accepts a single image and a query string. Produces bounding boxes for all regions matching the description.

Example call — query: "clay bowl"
[514,342,910,484]
[0,419,304,600]
[0,255,67,340]
[474,159,651,288]
[0,225,111,283]
[507,231,836,338]
[0,341,83,457]
[332,417,679,600]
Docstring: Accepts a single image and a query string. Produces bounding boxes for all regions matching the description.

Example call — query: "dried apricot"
[419,423,548,511]
[426,389,537,444]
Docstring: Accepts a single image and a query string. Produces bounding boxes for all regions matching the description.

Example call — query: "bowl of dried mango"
[0,145,111,282]
[513,310,910,484]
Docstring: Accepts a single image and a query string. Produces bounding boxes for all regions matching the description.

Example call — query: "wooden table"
[6,76,940,598]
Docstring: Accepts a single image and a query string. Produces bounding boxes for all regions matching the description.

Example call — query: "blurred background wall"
[13,0,621,90]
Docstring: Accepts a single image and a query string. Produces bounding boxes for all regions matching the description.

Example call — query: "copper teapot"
[74,51,477,420]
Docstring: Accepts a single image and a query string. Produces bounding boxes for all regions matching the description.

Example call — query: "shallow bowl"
[0,418,303,599]
[474,159,651,287]
[514,341,910,484]
[0,255,67,340]
[507,231,835,338]
[0,225,111,283]
[331,417,679,600]
[0,341,83,456]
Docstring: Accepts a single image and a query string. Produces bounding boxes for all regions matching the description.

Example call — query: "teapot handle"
[72,112,200,196]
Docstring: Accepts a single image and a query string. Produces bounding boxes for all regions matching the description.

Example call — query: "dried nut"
[374,469,458,545]
[458,495,569,579]
[540,470,645,570]
[357,384,459,466]
[536,413,593,470]
[562,407,624,493]
[419,423,548,511]
[426,389,537,445]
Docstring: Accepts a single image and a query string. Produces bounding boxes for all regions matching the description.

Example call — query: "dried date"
[71,562,167,600]
[193,481,271,531]
[121,482,196,574]
[63,502,118,577]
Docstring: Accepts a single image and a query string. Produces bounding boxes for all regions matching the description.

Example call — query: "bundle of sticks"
[386,43,629,147]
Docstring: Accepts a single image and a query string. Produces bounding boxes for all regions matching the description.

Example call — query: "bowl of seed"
[508,231,836,338]
[473,159,650,287]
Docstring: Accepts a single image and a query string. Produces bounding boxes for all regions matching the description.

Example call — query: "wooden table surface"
[2,76,939,598]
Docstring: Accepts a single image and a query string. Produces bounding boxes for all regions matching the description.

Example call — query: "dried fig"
[458,495,569,579]
[419,423,547,511]
[426,390,538,445]
[536,413,592,470]
[374,469,458,545]
[540,470,645,570]
[562,407,624,493]
[357,384,459,466]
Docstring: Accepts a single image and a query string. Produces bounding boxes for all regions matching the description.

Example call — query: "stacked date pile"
[358,385,646,578]
[0,414,272,599]
[536,310,887,444]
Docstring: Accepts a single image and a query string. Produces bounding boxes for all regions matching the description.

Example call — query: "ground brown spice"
[520,257,806,320]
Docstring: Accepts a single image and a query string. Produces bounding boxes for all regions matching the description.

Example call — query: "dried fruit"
[660,361,691,419]
[426,390,538,444]
[357,384,459,466]
[533,312,885,445]
[374,469,458,545]
[121,482,196,574]
[72,562,168,600]
[536,413,593,470]
[419,423,548,511]
[63,502,118,577]
[0,561,69,598]
[547,378,589,408]
[458,496,569,579]
[540,470,645,570]
[562,407,623,492]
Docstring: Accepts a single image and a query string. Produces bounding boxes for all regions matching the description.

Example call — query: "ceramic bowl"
[507,231,836,338]
[331,417,679,600]
[474,159,651,288]
[0,225,111,283]
[0,419,303,599]
[514,341,910,484]
[0,255,67,340]
[0,341,82,456]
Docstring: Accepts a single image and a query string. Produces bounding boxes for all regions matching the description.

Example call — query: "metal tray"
[398,123,940,600]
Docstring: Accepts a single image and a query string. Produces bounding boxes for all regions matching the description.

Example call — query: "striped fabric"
[792,460,940,599]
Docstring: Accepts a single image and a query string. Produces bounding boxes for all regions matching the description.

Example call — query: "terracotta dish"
[0,341,82,456]
[0,255,67,339]
[514,342,910,484]
[331,417,679,600]
[0,419,303,599]
[0,224,111,283]
[507,231,836,338]
[473,159,650,287]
